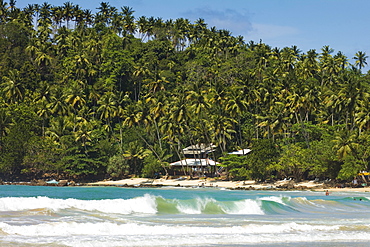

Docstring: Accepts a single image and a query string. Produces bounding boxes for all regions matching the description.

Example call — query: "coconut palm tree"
[97,91,118,133]
[0,0,8,22]
[333,130,359,160]
[0,107,11,145]
[353,51,368,71]
[64,81,86,114]
[45,116,69,146]
[121,6,136,36]
[1,69,24,103]
[137,16,149,41]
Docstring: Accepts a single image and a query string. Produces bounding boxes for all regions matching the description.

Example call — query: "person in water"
[325,190,329,196]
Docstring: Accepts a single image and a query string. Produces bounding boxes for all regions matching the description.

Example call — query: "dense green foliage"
[1,1,370,182]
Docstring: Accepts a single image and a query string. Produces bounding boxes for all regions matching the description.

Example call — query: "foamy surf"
[0,194,158,214]
[0,195,267,215]
[1,221,370,247]
[0,221,340,236]
[2,186,370,246]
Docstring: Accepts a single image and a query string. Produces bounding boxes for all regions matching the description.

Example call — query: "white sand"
[89,178,327,190]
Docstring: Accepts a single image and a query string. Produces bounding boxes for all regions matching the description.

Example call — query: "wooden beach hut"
[169,143,218,177]
[169,158,220,177]
[182,143,216,159]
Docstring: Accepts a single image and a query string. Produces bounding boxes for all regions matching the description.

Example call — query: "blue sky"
[15,0,370,68]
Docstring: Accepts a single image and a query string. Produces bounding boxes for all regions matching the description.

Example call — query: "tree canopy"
[0,1,370,182]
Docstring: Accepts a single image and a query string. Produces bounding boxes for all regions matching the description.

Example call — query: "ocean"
[0,185,370,246]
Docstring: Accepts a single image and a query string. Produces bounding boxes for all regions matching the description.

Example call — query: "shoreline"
[88,178,370,192]
[2,178,370,192]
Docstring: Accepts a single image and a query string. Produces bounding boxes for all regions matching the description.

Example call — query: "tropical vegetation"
[0,1,370,183]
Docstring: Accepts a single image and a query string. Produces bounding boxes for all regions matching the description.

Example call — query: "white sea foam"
[1,205,370,246]
[224,199,264,214]
[0,194,158,214]
[0,221,340,237]
[260,195,287,205]
[42,230,370,247]
[3,220,365,247]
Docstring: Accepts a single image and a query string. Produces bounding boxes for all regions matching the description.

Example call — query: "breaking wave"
[2,193,369,215]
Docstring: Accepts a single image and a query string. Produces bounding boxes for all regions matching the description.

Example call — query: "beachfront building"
[227,148,251,156]
[182,143,216,159]
[170,158,220,177]
[170,144,218,177]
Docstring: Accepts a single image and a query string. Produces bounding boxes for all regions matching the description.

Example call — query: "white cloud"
[182,7,253,35]
[247,23,299,41]
[182,7,299,45]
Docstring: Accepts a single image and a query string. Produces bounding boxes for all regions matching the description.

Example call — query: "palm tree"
[49,90,68,117]
[72,4,84,28]
[145,95,167,149]
[320,45,334,61]
[190,18,207,44]
[137,16,149,41]
[185,80,213,145]
[45,116,69,146]
[74,120,93,151]
[37,97,52,136]
[95,2,116,27]
[353,51,368,71]
[172,18,190,51]
[97,91,118,133]
[122,102,142,128]
[334,71,364,129]
[0,0,8,22]
[64,81,86,113]
[51,6,64,28]
[211,115,235,154]
[8,0,16,12]
[38,2,52,27]
[33,3,40,24]
[82,9,94,27]
[323,88,343,126]
[224,85,248,147]
[334,51,348,70]
[23,4,36,27]
[26,39,54,78]
[0,107,11,146]
[111,11,123,35]
[132,63,151,101]
[333,130,359,160]
[62,2,74,28]
[146,73,168,94]
[297,49,318,80]
[122,101,168,169]
[1,69,24,103]
[355,97,370,134]
[123,141,149,175]
[121,6,136,36]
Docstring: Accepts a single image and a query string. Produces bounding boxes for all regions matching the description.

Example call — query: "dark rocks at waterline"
[0,180,82,187]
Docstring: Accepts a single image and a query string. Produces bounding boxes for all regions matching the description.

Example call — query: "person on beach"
[352,178,358,187]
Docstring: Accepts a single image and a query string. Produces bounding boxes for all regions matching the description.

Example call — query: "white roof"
[228,149,251,155]
[182,144,216,155]
[170,159,219,166]
[46,179,59,184]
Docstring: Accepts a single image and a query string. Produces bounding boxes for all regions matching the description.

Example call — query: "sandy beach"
[89,178,370,192]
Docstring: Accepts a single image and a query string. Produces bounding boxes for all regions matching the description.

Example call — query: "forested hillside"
[0,1,369,182]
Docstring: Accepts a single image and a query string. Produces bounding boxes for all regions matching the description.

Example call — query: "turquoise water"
[1,185,370,246]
